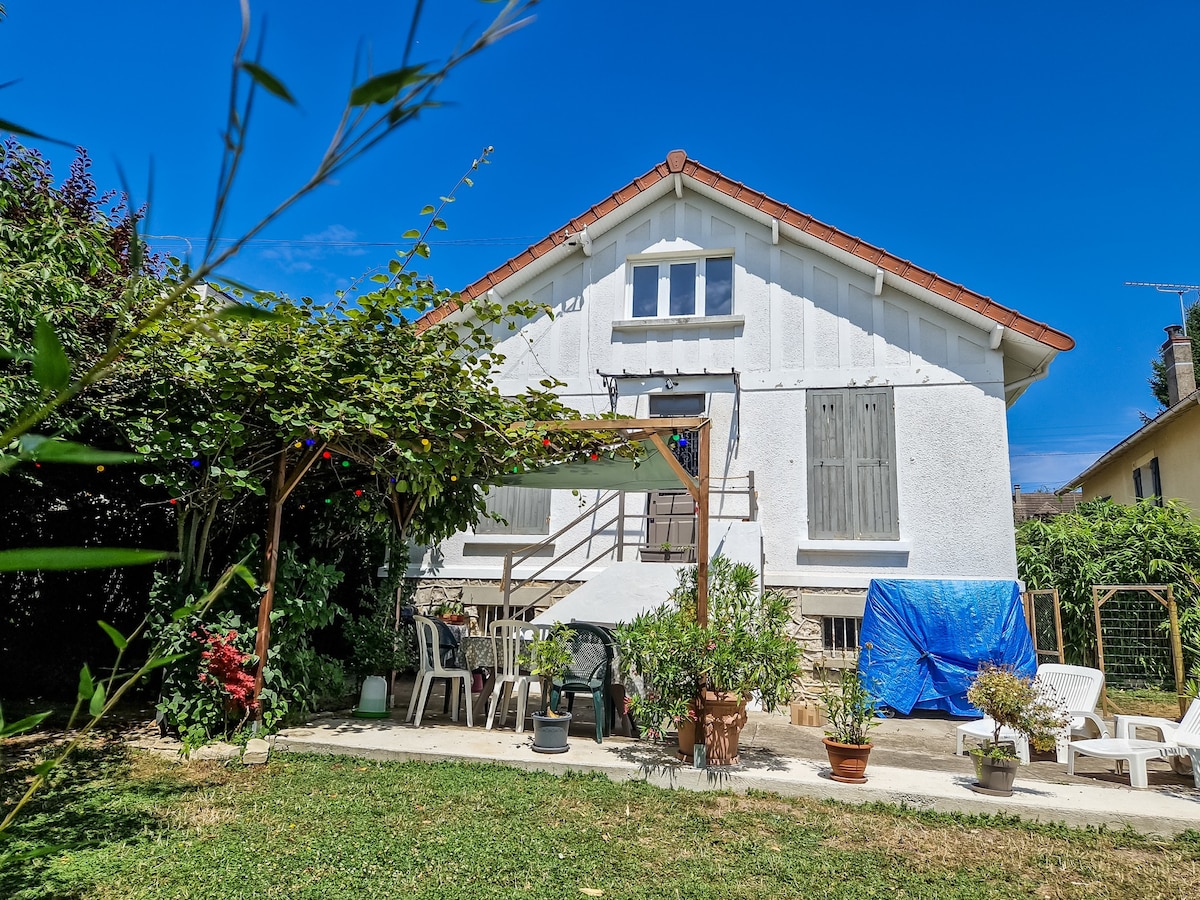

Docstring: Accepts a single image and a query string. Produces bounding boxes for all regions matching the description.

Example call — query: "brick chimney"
[1161,325,1197,407]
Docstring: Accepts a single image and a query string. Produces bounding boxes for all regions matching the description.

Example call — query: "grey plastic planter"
[531,711,572,754]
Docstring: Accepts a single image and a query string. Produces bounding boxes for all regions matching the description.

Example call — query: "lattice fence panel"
[1023,589,1063,664]
[1093,584,1186,715]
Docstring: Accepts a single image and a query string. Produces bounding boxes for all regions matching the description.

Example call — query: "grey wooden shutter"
[1133,467,1144,500]
[1149,457,1162,503]
[807,387,899,540]
[851,389,899,539]
[807,390,851,539]
[476,487,551,534]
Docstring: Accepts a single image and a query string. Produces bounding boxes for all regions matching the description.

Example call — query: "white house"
[406,150,1073,641]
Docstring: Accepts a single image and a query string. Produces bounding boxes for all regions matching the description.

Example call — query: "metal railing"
[496,472,757,623]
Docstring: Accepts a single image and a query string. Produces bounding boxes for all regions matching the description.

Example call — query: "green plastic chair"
[548,623,614,744]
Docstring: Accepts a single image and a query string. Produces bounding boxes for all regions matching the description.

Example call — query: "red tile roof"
[414,150,1075,352]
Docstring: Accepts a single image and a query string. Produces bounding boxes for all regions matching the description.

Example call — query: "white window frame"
[626,249,736,319]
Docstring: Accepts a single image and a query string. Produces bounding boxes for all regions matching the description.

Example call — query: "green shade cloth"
[499,441,693,491]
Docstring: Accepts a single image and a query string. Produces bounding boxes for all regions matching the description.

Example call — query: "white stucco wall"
[410,189,1018,588]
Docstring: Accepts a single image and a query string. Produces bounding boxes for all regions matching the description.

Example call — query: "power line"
[145,234,541,248]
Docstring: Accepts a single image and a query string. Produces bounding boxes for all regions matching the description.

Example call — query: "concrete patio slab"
[275,700,1200,838]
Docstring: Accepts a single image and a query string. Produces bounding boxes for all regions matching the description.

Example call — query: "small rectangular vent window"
[822,616,861,651]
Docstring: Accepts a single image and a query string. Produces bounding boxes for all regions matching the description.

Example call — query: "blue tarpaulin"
[858,579,1036,717]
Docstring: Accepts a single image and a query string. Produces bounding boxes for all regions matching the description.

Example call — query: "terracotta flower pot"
[702,690,748,766]
[823,737,873,783]
[675,699,700,760]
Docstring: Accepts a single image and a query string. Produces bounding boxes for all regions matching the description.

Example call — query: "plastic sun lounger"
[1068,699,1200,789]
[1066,738,1177,789]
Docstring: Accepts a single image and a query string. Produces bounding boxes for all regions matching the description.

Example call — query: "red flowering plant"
[157,624,260,749]
[197,629,258,723]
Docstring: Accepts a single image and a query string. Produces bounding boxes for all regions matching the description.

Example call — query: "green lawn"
[2,745,1198,900]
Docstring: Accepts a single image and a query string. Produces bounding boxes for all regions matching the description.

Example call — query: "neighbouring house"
[1013,484,1084,523]
[1060,325,1200,511]
[406,150,1073,663]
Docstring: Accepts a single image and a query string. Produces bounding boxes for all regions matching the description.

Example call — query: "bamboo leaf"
[240,61,296,104]
[0,117,70,146]
[88,683,106,717]
[18,435,142,465]
[0,710,50,738]
[232,565,257,589]
[31,318,70,392]
[0,843,78,864]
[78,664,94,700]
[0,547,175,572]
[143,652,191,672]
[349,65,427,106]
[214,303,282,321]
[97,620,128,652]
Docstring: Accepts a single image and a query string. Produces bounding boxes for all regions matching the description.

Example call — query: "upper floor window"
[476,486,551,535]
[630,256,733,318]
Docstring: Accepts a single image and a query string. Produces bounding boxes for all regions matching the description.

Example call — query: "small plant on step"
[521,627,575,714]
[966,664,1070,760]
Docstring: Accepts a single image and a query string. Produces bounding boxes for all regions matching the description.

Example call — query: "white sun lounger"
[1067,699,1200,789]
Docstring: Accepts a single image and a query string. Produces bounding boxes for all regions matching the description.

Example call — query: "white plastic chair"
[484,619,543,733]
[956,663,1108,764]
[1069,698,1200,789]
[406,615,474,727]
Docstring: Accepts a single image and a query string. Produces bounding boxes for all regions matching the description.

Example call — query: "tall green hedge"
[1016,499,1200,676]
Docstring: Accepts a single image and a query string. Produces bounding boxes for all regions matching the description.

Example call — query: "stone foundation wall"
[409,578,581,627]
[770,585,868,696]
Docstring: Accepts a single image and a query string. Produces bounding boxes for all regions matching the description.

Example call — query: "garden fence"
[1092,584,1187,716]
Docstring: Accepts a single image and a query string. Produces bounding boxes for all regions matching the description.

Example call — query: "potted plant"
[435,600,467,625]
[965,664,1069,797]
[639,540,698,564]
[614,602,705,759]
[521,626,575,754]
[616,555,803,767]
[344,591,415,718]
[821,667,879,783]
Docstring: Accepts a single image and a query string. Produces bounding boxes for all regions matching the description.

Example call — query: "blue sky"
[5,1,1200,491]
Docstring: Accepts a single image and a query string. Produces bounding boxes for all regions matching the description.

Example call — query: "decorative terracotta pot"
[702,690,748,766]
[675,699,700,760]
[823,737,872,783]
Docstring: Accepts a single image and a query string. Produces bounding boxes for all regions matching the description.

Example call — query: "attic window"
[630,256,733,318]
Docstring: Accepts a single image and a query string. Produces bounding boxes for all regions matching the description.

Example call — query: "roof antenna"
[1124,281,1200,336]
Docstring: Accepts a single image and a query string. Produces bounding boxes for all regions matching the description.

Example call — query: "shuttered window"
[476,486,551,535]
[806,388,899,540]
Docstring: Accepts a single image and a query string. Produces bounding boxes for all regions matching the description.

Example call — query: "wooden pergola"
[520,416,712,625]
